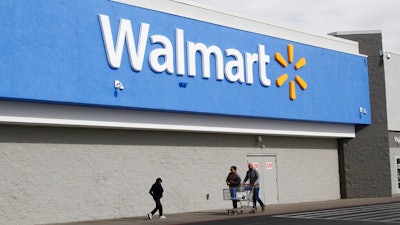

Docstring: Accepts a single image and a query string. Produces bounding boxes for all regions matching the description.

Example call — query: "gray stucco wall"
[386,52,400,194]
[1,125,339,225]
[384,52,400,131]
[334,32,392,198]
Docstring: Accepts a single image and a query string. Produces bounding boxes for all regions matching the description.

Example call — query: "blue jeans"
[253,187,264,209]
[230,187,238,208]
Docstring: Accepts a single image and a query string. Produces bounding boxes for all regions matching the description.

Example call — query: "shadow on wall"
[0,124,336,150]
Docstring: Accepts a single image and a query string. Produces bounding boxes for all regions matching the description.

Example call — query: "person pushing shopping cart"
[243,163,265,213]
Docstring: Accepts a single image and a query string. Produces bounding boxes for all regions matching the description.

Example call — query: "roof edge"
[329,30,382,36]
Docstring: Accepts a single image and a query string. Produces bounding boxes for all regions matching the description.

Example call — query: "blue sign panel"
[0,0,370,124]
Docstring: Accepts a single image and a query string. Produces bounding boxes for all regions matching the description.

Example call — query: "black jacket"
[149,182,164,199]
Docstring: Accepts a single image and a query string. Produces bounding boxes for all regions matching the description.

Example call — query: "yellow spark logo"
[275,44,307,100]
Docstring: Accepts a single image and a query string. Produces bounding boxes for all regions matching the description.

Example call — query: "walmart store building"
[1,1,397,224]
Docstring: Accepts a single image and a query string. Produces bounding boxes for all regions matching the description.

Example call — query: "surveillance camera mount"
[114,80,124,91]
[379,50,391,60]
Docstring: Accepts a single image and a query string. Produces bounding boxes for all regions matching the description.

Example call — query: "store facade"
[0,1,377,224]
[384,51,400,195]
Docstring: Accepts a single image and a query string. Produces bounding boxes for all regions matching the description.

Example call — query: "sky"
[187,0,400,53]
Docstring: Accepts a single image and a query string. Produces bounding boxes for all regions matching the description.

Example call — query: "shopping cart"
[223,185,254,215]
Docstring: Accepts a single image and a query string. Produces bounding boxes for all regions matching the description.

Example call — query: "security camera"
[379,50,391,60]
[114,80,124,91]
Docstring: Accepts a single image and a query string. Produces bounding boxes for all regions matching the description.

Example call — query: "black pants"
[232,200,238,209]
[151,197,163,216]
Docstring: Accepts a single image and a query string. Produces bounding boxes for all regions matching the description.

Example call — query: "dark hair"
[156,178,162,183]
[231,166,237,170]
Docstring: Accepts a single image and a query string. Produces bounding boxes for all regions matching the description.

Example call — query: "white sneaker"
[159,215,166,219]
[147,213,152,220]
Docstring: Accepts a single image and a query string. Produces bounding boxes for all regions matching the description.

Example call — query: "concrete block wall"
[264,137,340,204]
[334,32,392,198]
[1,125,339,225]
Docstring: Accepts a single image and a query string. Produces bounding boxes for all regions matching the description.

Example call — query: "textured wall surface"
[0,125,339,225]
[267,138,340,204]
[335,32,392,198]
[389,132,400,194]
[390,147,400,194]
[385,52,400,130]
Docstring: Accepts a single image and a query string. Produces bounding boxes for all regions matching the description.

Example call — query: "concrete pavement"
[45,195,400,225]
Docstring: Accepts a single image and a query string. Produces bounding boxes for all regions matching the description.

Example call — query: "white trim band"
[0,100,355,138]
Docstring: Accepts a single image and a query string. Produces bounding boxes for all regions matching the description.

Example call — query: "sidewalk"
[46,195,400,225]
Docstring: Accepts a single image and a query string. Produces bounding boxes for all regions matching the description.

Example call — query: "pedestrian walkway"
[45,195,400,225]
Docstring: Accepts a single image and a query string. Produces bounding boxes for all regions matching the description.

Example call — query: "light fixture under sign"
[255,135,266,148]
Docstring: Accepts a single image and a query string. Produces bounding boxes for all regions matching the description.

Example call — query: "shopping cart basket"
[223,185,254,215]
